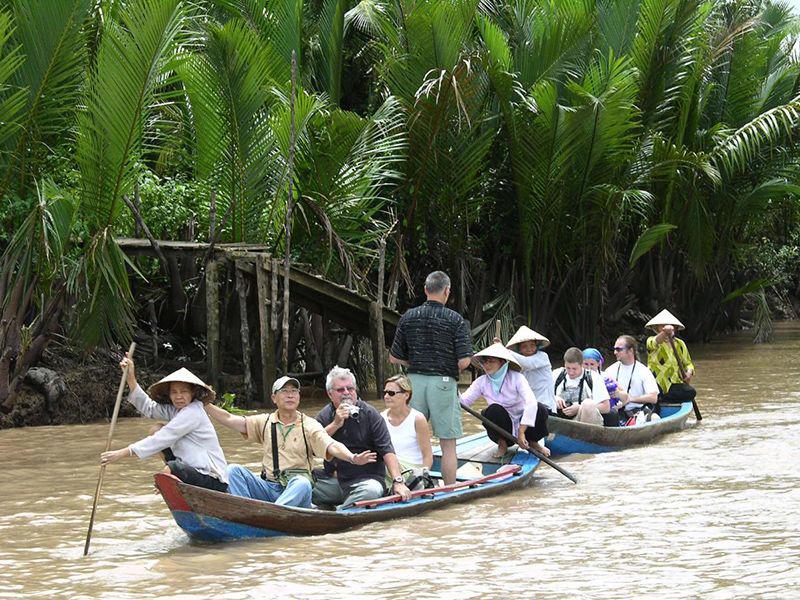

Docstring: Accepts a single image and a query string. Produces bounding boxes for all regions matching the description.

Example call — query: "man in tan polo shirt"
[205,376,376,507]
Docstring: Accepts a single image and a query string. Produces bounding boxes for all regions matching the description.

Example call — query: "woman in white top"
[381,375,433,478]
[504,326,555,412]
[99,354,228,492]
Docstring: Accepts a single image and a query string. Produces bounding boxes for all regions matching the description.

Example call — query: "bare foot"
[494,440,508,458]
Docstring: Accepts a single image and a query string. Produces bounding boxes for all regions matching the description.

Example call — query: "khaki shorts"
[408,373,462,439]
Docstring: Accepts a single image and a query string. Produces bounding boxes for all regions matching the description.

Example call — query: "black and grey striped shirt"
[390,300,472,378]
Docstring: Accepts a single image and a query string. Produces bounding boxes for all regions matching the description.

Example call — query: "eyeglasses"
[277,387,300,395]
[382,389,406,396]
[612,346,629,352]
[334,385,356,393]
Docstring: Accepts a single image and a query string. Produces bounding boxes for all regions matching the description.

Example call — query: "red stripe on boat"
[353,464,522,508]
[154,473,193,512]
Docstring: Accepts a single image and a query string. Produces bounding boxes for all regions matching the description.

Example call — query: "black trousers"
[166,459,228,493]
[481,402,549,445]
[659,382,696,404]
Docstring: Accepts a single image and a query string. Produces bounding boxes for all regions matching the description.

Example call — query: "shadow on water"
[2,323,800,599]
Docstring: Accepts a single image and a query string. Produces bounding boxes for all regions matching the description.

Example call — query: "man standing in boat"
[314,366,412,509]
[389,271,473,485]
[205,376,376,508]
[602,335,659,422]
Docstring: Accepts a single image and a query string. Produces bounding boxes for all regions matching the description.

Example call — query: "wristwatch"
[392,476,405,485]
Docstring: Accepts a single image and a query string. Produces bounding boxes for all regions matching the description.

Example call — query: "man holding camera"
[313,366,411,509]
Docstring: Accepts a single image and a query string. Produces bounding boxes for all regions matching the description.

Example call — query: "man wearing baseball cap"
[205,376,376,508]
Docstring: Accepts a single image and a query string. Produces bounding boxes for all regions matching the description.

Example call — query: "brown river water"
[2,324,800,599]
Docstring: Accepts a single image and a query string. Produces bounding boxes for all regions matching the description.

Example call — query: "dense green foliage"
[2,0,800,368]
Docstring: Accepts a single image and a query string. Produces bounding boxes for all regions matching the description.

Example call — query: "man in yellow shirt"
[205,376,376,507]
[645,309,696,405]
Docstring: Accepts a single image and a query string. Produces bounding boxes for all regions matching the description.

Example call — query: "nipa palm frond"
[76,0,187,231]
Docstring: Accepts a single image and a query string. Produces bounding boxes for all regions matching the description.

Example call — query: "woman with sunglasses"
[381,375,433,483]
[460,343,551,458]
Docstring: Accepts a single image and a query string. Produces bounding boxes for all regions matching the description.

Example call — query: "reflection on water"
[2,324,800,599]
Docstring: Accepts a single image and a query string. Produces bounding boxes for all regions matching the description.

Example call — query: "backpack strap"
[583,371,593,391]
[554,370,566,394]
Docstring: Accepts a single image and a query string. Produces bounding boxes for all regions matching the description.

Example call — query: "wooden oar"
[459,403,577,484]
[495,319,501,340]
[666,335,702,421]
[83,342,136,556]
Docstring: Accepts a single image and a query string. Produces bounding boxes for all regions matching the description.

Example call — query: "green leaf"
[629,223,677,266]
[722,278,772,304]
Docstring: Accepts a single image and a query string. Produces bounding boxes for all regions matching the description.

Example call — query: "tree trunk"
[235,264,254,403]
[206,259,221,392]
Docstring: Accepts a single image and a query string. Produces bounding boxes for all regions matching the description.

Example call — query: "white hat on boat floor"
[147,368,216,404]
[506,325,550,350]
[645,309,685,331]
[475,343,521,371]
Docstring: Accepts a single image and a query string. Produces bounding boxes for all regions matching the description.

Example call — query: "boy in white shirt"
[551,347,610,425]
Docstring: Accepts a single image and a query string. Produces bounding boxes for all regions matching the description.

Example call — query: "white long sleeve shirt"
[509,349,556,411]
[127,385,228,483]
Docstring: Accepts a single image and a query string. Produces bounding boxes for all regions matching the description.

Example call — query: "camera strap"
[270,421,280,480]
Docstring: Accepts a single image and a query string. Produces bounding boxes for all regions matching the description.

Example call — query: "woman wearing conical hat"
[459,343,551,458]
[99,354,228,492]
[645,309,697,405]
[503,326,555,412]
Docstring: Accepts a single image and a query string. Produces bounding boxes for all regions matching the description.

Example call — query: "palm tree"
[0,0,188,410]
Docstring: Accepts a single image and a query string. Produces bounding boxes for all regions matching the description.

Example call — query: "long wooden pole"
[666,335,702,421]
[83,342,136,556]
[281,50,298,373]
[459,403,578,484]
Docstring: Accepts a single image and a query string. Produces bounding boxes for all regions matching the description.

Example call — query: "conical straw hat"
[645,309,685,331]
[147,368,216,404]
[506,325,550,350]
[474,343,521,371]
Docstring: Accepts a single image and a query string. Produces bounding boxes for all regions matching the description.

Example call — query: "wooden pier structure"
[116,238,400,401]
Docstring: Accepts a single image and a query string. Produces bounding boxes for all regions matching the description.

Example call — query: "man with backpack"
[551,347,610,424]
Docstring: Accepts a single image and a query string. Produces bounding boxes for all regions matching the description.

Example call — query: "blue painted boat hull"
[545,402,694,456]
[155,432,540,542]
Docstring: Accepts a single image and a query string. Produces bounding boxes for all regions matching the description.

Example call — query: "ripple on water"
[3,326,800,598]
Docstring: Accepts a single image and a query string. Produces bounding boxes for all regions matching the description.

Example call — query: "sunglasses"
[334,385,356,393]
[612,346,629,352]
[382,389,406,396]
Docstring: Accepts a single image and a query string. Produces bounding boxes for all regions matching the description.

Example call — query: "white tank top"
[381,407,424,466]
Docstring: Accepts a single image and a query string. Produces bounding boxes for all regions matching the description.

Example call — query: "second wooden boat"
[545,402,694,455]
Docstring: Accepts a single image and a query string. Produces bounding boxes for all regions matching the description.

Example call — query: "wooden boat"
[154,432,540,542]
[545,402,694,456]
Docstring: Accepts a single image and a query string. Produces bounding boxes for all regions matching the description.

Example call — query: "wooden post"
[256,255,276,400]
[368,301,384,399]
[373,238,387,392]
[377,238,387,307]
[270,257,279,333]
[235,262,254,403]
[281,50,298,374]
[206,258,221,392]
